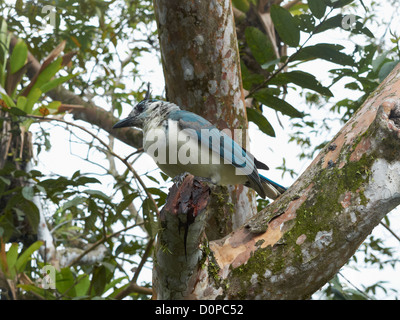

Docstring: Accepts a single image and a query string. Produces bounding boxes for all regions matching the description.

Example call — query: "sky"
[30,0,400,299]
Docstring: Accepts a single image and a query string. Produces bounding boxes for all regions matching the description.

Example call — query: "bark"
[157,63,400,299]
[152,174,211,299]
[0,112,35,245]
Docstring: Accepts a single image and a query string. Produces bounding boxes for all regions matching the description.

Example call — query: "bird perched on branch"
[113,93,286,200]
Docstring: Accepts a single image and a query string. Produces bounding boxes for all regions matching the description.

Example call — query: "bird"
[113,98,286,200]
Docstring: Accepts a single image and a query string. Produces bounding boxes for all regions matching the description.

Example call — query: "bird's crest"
[144,82,152,100]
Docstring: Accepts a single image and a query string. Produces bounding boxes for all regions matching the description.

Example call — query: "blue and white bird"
[113,98,286,200]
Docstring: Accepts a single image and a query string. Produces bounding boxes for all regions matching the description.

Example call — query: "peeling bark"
[153,175,211,299]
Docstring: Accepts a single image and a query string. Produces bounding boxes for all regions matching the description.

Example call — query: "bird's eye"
[137,102,145,112]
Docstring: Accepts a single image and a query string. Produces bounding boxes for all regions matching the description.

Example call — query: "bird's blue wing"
[168,110,265,197]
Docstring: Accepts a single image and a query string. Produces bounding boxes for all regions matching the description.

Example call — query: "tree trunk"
[151,0,400,299]
[0,113,36,245]
[153,0,256,239]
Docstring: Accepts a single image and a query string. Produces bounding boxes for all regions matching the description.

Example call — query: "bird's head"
[112,99,161,129]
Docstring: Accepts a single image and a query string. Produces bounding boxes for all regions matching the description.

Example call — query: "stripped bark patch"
[349,137,371,162]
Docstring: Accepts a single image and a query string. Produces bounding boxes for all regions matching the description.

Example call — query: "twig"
[26,114,159,214]
[380,221,400,243]
[66,223,142,268]
[132,237,154,284]
[283,0,302,10]
[113,237,155,300]
[114,282,152,299]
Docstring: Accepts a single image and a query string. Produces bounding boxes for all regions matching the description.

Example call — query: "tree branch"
[154,64,400,300]
[114,283,153,299]
[193,64,400,299]
[152,174,212,299]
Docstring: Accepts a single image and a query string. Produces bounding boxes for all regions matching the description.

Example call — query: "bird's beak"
[112,116,135,129]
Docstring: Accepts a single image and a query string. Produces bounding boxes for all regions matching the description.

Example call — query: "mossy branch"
[197,64,400,300]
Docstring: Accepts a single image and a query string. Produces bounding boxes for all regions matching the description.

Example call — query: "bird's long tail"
[259,174,287,200]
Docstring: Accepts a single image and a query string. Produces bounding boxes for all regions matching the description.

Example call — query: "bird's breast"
[142,121,247,185]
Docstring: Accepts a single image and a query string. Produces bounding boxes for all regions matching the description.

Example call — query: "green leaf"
[241,60,265,90]
[292,43,355,66]
[61,196,86,211]
[22,57,63,97]
[142,198,158,238]
[0,176,11,186]
[6,243,19,277]
[91,265,107,296]
[261,58,281,71]
[270,71,333,96]
[86,199,99,232]
[17,284,57,300]
[116,193,139,215]
[22,199,40,233]
[22,186,34,200]
[1,92,16,108]
[16,240,43,272]
[294,14,316,32]
[270,5,300,47]
[8,107,27,116]
[32,101,62,116]
[246,107,275,137]
[16,96,27,111]
[160,172,170,182]
[0,20,9,65]
[46,100,62,111]
[57,268,75,295]
[0,20,11,87]
[34,57,63,90]
[232,0,250,12]
[40,73,79,94]
[378,61,399,82]
[24,87,42,113]
[351,21,374,38]
[308,0,326,19]
[314,14,345,33]
[147,187,167,206]
[245,27,276,65]
[10,39,28,74]
[253,89,304,118]
[104,276,128,296]
[71,170,81,180]
[74,274,90,297]
[315,14,374,38]
[372,51,390,73]
[74,176,101,186]
[84,189,110,202]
